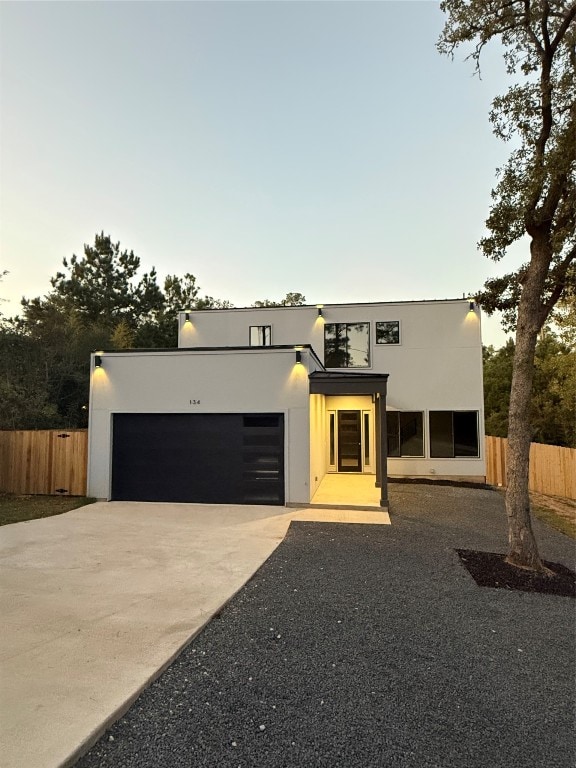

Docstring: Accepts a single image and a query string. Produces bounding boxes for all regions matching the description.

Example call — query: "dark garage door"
[111,413,285,505]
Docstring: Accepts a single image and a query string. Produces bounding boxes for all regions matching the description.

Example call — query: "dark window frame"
[387,411,424,457]
[329,413,335,466]
[249,325,272,346]
[324,322,371,369]
[376,320,401,345]
[429,411,480,458]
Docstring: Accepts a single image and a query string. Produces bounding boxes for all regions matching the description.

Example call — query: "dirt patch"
[530,491,576,523]
[494,488,576,538]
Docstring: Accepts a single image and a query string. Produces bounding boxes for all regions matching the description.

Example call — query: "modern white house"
[87,299,485,508]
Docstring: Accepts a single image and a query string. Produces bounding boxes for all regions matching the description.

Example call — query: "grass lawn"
[531,495,576,539]
[0,494,96,527]
[495,488,576,540]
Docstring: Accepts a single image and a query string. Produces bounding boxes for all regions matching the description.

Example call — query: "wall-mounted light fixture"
[316,304,324,317]
[94,355,102,368]
[294,345,304,364]
[469,300,475,312]
[184,312,191,323]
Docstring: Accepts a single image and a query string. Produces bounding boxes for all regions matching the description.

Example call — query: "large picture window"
[376,321,400,345]
[387,412,424,457]
[249,325,271,346]
[429,411,479,457]
[324,322,370,368]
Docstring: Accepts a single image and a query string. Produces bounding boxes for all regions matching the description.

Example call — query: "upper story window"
[249,325,271,346]
[324,322,370,368]
[376,321,400,345]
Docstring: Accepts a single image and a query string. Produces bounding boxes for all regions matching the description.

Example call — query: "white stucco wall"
[88,348,312,503]
[88,301,486,500]
[178,300,486,479]
[178,300,481,359]
[309,394,327,497]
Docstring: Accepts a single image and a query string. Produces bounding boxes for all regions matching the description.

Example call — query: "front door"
[337,410,362,472]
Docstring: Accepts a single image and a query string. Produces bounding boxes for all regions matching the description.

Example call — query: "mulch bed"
[456,549,576,597]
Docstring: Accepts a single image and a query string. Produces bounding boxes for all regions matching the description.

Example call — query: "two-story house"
[87,299,485,508]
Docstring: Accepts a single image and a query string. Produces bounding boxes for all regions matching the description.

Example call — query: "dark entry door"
[337,410,362,472]
[111,413,284,505]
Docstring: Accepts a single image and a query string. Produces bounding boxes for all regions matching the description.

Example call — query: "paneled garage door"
[111,413,285,505]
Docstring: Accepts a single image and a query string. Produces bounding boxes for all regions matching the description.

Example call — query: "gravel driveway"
[76,484,576,768]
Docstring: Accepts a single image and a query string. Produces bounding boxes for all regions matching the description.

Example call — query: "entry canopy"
[308,370,389,508]
[308,370,388,397]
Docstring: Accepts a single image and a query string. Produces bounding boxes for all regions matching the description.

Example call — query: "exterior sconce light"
[94,355,102,368]
[184,312,191,323]
[469,300,475,312]
[295,350,302,364]
[316,304,324,317]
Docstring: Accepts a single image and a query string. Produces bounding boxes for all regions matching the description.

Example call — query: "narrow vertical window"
[329,413,335,466]
[249,325,272,346]
[364,413,370,464]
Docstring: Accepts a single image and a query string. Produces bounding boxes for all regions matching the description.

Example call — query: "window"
[429,411,479,457]
[376,321,400,345]
[324,322,370,368]
[329,413,335,466]
[387,412,424,457]
[249,325,271,346]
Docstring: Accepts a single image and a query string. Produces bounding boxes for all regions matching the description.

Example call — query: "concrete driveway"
[0,501,389,768]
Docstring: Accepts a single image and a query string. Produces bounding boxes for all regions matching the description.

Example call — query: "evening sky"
[0,1,525,347]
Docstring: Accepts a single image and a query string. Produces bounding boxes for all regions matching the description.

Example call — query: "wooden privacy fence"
[485,435,576,500]
[0,430,88,496]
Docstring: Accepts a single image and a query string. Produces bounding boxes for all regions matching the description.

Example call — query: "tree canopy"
[252,292,307,308]
[483,325,576,447]
[0,234,232,428]
[439,0,576,570]
[439,0,576,327]
[0,233,308,430]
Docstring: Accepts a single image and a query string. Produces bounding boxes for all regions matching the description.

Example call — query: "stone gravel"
[75,485,576,768]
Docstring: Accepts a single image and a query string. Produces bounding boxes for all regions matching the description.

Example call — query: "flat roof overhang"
[308,370,388,396]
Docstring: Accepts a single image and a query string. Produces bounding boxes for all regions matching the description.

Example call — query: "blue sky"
[0,1,524,347]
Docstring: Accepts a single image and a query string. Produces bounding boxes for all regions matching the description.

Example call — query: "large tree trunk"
[505,237,551,572]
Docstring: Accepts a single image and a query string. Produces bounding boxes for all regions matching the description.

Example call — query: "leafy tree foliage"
[483,340,515,438]
[1,234,306,429]
[532,329,576,446]
[551,289,576,345]
[484,331,576,447]
[439,0,576,571]
[0,233,229,429]
[135,273,233,348]
[43,233,163,324]
[253,292,306,307]
[0,326,60,429]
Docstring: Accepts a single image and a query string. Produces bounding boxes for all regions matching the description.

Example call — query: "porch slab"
[310,473,382,506]
[290,508,390,524]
